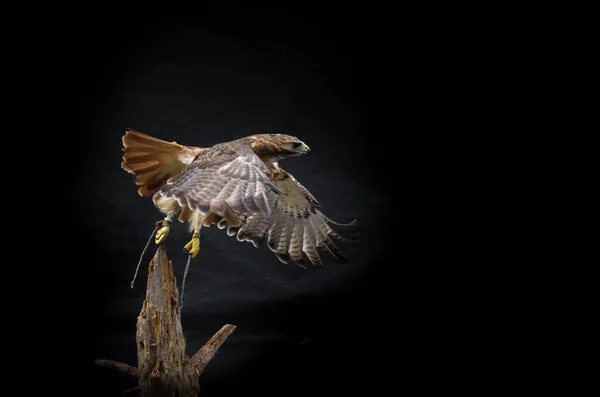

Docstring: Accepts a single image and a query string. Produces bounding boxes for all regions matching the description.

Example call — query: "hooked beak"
[295,142,311,155]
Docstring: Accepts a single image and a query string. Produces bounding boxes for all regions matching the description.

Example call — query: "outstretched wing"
[159,140,276,218]
[230,171,350,268]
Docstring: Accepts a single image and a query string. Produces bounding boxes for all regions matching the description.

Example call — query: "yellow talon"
[184,236,200,259]
[155,225,170,245]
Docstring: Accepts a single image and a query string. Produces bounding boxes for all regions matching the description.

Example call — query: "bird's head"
[248,133,311,159]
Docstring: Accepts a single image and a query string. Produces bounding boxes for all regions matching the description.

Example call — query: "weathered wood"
[192,324,237,375]
[94,358,139,377]
[96,245,237,396]
[136,245,199,397]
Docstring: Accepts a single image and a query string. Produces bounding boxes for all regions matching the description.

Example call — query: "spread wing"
[159,140,277,218]
[229,171,350,268]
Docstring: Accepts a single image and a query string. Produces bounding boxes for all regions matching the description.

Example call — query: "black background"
[34,9,434,396]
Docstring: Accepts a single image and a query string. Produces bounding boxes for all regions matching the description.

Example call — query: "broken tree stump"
[137,244,198,396]
[96,245,237,396]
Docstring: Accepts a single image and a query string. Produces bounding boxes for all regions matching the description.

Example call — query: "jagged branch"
[192,324,237,375]
[96,245,237,396]
[95,359,139,377]
[95,325,238,379]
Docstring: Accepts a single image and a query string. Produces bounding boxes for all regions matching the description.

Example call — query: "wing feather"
[227,168,349,267]
[308,215,347,263]
[288,218,306,268]
[302,218,323,267]
[159,140,274,218]
[237,212,269,247]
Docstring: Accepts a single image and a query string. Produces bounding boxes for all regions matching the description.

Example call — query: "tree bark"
[136,244,199,397]
[96,245,236,396]
[192,324,237,375]
[95,359,139,377]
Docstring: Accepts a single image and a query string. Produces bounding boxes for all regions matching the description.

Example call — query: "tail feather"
[121,129,202,196]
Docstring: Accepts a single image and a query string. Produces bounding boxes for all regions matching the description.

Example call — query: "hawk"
[121,129,351,268]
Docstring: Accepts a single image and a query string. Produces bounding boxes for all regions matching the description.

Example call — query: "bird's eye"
[291,142,303,149]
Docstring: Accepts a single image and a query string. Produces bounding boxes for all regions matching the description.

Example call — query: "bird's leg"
[183,230,200,258]
[184,214,203,259]
[155,212,175,245]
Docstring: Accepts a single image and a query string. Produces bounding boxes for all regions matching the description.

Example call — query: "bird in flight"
[121,129,352,268]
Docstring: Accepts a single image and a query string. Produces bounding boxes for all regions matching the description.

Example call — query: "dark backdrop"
[54,11,415,396]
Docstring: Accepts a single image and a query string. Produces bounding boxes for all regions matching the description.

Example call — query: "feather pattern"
[159,139,275,218]
[230,170,348,267]
[121,129,202,196]
[121,129,351,268]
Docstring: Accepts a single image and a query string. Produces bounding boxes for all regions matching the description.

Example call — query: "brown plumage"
[121,128,351,267]
[121,130,203,196]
